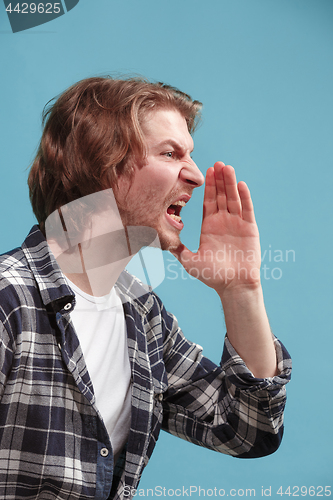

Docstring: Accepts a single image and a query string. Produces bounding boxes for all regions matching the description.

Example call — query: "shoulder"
[0,247,29,345]
[0,244,38,331]
[0,225,45,283]
[0,245,31,281]
[0,245,33,307]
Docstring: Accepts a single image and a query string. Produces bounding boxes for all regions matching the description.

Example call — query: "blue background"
[1,0,332,497]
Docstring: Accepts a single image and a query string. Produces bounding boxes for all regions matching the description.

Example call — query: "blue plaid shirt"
[0,226,292,499]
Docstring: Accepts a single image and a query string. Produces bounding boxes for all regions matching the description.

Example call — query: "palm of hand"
[174,163,262,292]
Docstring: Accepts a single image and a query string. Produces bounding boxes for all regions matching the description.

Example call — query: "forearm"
[175,163,279,378]
[219,284,277,378]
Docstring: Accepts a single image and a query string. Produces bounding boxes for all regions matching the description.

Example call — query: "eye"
[163,151,174,158]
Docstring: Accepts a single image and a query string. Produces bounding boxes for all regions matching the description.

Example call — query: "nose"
[180,158,205,187]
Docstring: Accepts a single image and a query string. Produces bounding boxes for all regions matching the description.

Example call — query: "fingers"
[220,164,242,215]
[202,167,218,218]
[238,181,256,223]
[204,162,255,222]
[202,161,229,219]
[214,162,228,212]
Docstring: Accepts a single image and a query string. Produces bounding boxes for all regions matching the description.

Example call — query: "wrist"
[218,283,277,378]
[217,280,263,306]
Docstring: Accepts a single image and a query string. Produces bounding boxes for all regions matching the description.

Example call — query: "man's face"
[114,108,205,251]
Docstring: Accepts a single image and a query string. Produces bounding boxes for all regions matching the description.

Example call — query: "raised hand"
[173,161,262,296]
[173,161,277,378]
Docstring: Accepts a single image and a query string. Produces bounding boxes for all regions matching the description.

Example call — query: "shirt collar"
[115,271,154,315]
[21,225,75,311]
[21,225,154,315]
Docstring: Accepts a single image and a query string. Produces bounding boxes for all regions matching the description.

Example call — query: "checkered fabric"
[0,226,292,499]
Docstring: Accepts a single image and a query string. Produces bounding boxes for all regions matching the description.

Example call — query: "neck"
[64,254,131,297]
[48,237,132,297]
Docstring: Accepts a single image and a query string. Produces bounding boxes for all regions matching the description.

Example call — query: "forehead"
[141,108,194,151]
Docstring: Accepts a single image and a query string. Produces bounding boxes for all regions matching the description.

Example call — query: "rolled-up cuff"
[221,335,292,393]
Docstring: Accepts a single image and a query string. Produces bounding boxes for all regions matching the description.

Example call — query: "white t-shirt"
[66,279,132,462]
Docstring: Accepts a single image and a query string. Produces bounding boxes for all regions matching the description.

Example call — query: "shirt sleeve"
[160,305,292,458]
[0,320,15,400]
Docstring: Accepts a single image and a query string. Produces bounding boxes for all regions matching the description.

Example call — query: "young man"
[0,77,291,500]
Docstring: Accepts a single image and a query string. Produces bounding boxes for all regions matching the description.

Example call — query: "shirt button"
[100,448,109,457]
[157,393,163,402]
[64,303,72,311]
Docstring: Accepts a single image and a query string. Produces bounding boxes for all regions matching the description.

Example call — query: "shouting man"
[0,77,291,500]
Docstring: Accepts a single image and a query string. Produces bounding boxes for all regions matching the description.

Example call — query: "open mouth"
[166,200,186,223]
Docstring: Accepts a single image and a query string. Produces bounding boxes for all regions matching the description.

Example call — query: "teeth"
[169,214,182,222]
[172,200,186,207]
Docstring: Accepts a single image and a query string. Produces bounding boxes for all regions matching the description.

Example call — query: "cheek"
[138,169,174,192]
[116,164,175,208]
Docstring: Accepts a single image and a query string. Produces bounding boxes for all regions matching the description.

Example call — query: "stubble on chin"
[158,230,182,252]
[116,202,181,253]
[123,215,182,253]
[114,185,185,253]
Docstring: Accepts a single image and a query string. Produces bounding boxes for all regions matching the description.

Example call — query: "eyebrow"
[152,139,194,154]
